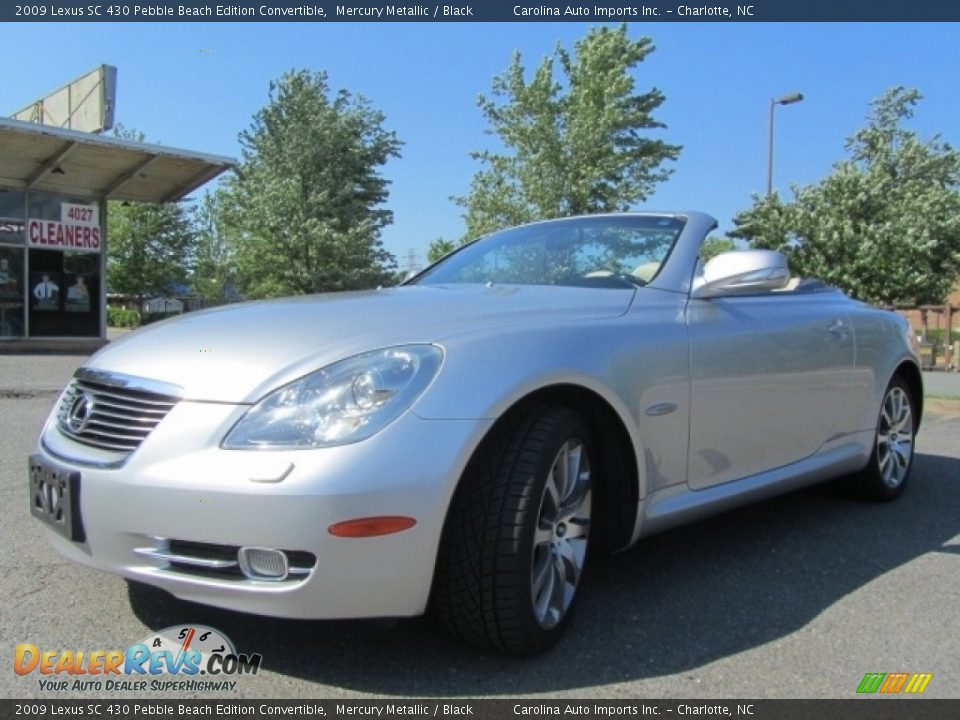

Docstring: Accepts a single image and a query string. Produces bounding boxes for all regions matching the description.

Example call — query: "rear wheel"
[845,376,916,501]
[432,404,594,655]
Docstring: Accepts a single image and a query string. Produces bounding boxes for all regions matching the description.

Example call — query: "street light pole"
[766,92,804,197]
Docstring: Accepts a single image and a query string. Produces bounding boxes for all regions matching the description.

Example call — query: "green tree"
[191,191,237,303]
[106,127,197,310]
[219,70,401,298]
[731,87,960,305]
[435,25,680,258]
[426,237,456,263]
[700,235,737,263]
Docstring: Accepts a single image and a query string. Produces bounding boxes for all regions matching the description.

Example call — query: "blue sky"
[6,22,959,267]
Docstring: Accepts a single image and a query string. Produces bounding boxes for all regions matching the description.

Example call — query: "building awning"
[0,117,234,203]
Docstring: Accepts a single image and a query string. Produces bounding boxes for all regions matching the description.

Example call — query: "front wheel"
[432,404,594,655]
[845,376,916,501]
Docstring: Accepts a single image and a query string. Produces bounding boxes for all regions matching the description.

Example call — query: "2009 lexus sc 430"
[30,212,922,655]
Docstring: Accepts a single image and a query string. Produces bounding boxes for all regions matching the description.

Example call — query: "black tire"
[843,375,917,501]
[432,404,595,655]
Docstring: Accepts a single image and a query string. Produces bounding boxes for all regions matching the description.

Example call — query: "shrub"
[107,307,140,328]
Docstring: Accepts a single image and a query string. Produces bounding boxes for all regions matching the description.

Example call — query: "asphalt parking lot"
[2,354,958,700]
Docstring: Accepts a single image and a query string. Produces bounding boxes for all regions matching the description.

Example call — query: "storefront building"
[0,117,233,350]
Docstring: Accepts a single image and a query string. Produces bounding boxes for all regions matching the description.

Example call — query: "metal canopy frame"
[0,117,234,203]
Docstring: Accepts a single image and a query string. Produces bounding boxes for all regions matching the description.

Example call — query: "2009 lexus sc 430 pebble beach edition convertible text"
[30,212,922,654]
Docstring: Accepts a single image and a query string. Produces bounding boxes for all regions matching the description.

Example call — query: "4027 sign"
[61,203,99,227]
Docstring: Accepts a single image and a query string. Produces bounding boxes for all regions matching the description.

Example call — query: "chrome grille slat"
[82,406,159,423]
[73,426,151,442]
[73,383,179,407]
[81,398,170,416]
[58,429,141,452]
[56,375,179,455]
[84,417,152,434]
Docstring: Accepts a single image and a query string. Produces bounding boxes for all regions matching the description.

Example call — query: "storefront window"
[27,249,101,337]
[0,246,25,338]
[19,191,103,338]
[0,189,26,245]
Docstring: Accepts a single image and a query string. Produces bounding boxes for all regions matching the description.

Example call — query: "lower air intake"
[134,538,315,583]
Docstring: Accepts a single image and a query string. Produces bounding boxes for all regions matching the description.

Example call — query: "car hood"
[85,284,634,403]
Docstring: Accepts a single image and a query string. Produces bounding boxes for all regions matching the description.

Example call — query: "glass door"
[0,246,25,338]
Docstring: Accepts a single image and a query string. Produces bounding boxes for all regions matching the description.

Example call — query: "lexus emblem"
[66,393,95,433]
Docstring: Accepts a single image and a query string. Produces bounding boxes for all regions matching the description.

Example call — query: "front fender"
[414,315,691,503]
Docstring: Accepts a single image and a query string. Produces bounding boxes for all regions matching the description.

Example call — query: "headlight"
[222,345,443,449]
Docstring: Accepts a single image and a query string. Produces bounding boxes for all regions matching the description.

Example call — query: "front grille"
[56,377,178,454]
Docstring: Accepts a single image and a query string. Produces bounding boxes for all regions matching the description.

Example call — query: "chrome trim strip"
[134,537,313,580]
[134,547,239,570]
[74,368,183,399]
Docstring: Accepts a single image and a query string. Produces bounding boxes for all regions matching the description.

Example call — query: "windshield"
[414,215,686,289]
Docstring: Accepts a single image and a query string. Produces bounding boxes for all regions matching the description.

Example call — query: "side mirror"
[692,250,790,298]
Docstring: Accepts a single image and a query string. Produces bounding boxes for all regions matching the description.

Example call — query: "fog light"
[238,547,289,581]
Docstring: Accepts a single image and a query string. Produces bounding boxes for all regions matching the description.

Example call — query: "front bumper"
[35,400,490,619]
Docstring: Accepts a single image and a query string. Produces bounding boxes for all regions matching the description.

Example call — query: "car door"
[686,291,855,489]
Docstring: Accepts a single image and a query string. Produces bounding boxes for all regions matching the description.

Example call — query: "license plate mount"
[29,454,85,542]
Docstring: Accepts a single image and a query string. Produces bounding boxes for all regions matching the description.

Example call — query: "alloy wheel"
[530,439,592,630]
[877,385,914,489]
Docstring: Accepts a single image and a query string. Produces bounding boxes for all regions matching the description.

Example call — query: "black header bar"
[3,699,960,720]
[4,1,960,23]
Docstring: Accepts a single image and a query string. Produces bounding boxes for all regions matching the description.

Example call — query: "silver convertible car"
[30,212,921,655]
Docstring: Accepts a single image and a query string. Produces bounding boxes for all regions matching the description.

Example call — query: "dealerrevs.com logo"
[14,625,261,693]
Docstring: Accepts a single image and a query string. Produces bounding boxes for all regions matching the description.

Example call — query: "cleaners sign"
[27,202,102,252]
